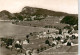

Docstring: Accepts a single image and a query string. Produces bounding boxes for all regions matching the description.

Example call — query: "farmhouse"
[62,29,68,35]
[64,41,74,46]
[23,40,29,45]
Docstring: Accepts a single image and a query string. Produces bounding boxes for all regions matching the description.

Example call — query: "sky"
[0,0,78,14]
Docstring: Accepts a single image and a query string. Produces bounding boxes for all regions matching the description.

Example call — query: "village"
[0,25,78,55]
[0,4,78,55]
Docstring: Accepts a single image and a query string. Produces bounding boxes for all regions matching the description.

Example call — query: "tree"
[56,36,61,41]
[45,39,50,46]
[10,17,17,20]
[26,35,29,38]
[15,44,22,49]
[37,49,40,53]
[67,42,71,46]
[26,39,30,43]
[60,16,78,26]
[17,15,23,21]
[59,29,62,34]
[6,38,14,46]
[14,13,24,21]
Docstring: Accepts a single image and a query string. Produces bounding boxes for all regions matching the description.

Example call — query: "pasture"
[0,21,56,39]
[0,21,56,55]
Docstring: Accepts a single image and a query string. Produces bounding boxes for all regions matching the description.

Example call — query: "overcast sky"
[0,0,78,14]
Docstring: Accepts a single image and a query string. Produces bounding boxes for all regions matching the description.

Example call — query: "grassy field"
[16,16,68,29]
[0,21,56,39]
[39,45,78,55]
[0,21,56,55]
[38,38,78,55]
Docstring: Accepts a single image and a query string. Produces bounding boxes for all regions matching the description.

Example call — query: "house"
[64,39,73,46]
[43,31,47,35]
[72,31,78,38]
[25,50,32,55]
[18,53,25,55]
[32,49,38,55]
[56,34,64,38]
[52,40,57,45]
[72,33,78,38]
[22,40,29,45]
[62,29,70,38]
[62,29,68,35]
[36,31,47,38]
[16,40,22,45]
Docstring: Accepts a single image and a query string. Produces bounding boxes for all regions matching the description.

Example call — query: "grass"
[16,16,68,29]
[0,21,56,55]
[39,45,78,55]
[0,21,56,39]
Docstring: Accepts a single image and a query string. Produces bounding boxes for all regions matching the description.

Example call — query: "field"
[16,16,68,29]
[0,21,56,55]
[0,21,56,39]
[0,21,78,55]
[39,45,78,55]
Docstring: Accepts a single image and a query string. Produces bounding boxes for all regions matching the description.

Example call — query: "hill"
[0,6,78,20]
[0,10,14,20]
[20,6,68,16]
[0,6,78,29]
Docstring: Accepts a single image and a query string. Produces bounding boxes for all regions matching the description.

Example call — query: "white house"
[26,50,32,55]
[72,33,78,38]
[62,29,68,35]
[23,40,29,45]
[32,49,38,55]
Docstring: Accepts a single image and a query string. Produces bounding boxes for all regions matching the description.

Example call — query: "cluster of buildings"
[36,28,78,39]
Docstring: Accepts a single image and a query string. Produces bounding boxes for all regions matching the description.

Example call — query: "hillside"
[0,10,14,20]
[0,6,78,20]
[20,6,68,16]
[0,6,78,29]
